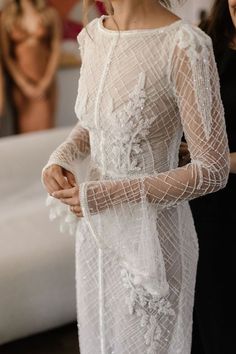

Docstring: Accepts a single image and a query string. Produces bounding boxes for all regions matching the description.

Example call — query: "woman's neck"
[109,0,175,31]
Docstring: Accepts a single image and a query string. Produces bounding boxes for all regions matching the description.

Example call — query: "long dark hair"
[200,0,235,56]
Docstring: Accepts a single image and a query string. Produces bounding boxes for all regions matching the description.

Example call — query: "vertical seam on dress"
[94,36,118,175]
[101,130,106,173]
[98,248,105,354]
[94,37,118,129]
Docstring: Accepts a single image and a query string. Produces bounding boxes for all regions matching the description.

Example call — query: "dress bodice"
[43,19,229,349]
[44,14,229,231]
[75,16,216,180]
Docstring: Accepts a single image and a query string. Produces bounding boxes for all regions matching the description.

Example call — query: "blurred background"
[0,0,106,136]
[0,0,214,137]
[0,1,215,354]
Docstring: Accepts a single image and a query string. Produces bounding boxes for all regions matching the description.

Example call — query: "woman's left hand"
[33,84,48,100]
[52,186,83,218]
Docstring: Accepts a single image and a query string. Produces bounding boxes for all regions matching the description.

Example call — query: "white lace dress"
[42,15,229,354]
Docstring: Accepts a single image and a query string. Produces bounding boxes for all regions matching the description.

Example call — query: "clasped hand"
[52,186,83,218]
[22,79,49,100]
[42,164,83,218]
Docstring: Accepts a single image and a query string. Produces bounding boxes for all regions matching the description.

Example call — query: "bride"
[42,1,229,353]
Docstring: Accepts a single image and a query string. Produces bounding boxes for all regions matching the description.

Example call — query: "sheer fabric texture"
[42,15,229,354]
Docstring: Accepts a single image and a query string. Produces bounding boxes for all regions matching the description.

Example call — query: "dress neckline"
[98,14,183,36]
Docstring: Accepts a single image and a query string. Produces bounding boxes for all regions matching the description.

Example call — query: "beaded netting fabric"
[42,16,229,354]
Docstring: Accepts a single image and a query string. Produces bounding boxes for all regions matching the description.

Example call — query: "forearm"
[43,122,90,174]
[230,152,236,174]
[39,9,61,90]
[80,158,229,216]
[0,17,25,88]
[39,45,60,90]
[5,58,29,89]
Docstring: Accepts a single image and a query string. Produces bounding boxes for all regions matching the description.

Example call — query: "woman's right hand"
[42,164,77,195]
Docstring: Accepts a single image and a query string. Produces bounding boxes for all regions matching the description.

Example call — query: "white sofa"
[0,126,78,345]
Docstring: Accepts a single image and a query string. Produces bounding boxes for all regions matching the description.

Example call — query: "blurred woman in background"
[190,0,236,353]
[0,14,16,137]
[0,51,4,120]
[0,0,61,133]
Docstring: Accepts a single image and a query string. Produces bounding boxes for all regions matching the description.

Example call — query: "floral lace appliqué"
[109,72,155,174]
[175,26,213,140]
[121,269,175,354]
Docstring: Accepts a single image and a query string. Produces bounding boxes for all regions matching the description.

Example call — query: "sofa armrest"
[0,127,72,200]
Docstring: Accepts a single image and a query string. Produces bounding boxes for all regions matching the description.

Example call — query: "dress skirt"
[75,202,199,354]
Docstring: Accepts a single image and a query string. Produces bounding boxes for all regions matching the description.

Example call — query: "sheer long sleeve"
[42,122,90,177]
[79,27,229,219]
[41,26,90,234]
[41,122,90,234]
[42,26,89,177]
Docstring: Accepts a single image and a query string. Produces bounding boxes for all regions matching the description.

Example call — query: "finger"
[64,170,77,187]
[75,212,83,218]
[60,197,78,206]
[71,208,83,218]
[70,205,83,217]
[57,176,72,190]
[52,187,76,199]
[70,205,81,213]
[42,177,61,194]
[53,170,72,190]
[46,180,62,194]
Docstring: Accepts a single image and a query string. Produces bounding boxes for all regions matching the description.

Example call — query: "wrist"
[19,80,32,90]
[39,78,51,91]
